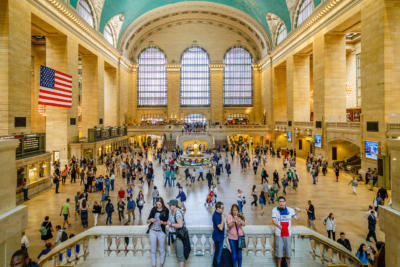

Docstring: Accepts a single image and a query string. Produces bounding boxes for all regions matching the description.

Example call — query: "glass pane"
[223,47,253,106]
[77,0,94,28]
[138,47,167,106]
[296,0,314,27]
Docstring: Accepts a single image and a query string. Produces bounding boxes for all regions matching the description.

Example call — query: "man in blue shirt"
[212,201,225,265]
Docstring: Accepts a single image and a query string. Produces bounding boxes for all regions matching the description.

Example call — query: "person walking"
[251,185,258,207]
[227,204,245,267]
[323,213,336,240]
[237,189,245,213]
[198,166,204,181]
[356,244,373,265]
[259,190,266,216]
[126,196,136,224]
[92,201,101,226]
[176,187,187,211]
[306,200,316,230]
[348,176,359,195]
[80,198,89,228]
[22,179,29,201]
[261,168,268,184]
[272,196,300,267]
[117,198,126,224]
[136,191,145,216]
[147,197,169,267]
[39,216,54,245]
[105,199,114,225]
[206,170,213,190]
[53,174,60,193]
[366,210,378,243]
[60,199,71,229]
[167,199,187,267]
[335,166,340,182]
[212,201,225,266]
[153,186,159,206]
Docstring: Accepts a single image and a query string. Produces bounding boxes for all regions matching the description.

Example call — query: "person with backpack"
[105,199,114,225]
[147,197,169,267]
[39,216,54,245]
[55,225,68,245]
[167,199,188,267]
[80,198,89,228]
[126,196,136,224]
[323,213,336,240]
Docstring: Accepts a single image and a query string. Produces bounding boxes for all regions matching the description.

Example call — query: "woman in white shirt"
[323,213,337,240]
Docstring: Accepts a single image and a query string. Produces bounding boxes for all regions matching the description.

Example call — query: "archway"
[328,139,361,173]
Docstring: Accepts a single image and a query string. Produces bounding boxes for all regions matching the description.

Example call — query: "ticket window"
[39,161,49,178]
[28,163,39,184]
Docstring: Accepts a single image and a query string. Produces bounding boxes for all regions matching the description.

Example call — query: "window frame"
[104,24,115,47]
[295,0,314,28]
[180,46,211,107]
[77,0,95,28]
[276,23,287,46]
[137,47,168,107]
[223,46,253,106]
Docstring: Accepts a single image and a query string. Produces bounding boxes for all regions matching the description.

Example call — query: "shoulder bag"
[235,221,246,249]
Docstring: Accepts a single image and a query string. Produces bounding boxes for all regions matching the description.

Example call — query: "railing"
[87,126,127,142]
[275,121,287,126]
[294,121,314,127]
[1,133,46,159]
[387,123,400,130]
[326,122,360,129]
[39,226,360,267]
[182,131,208,136]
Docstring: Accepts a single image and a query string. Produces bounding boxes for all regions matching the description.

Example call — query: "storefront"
[16,152,51,203]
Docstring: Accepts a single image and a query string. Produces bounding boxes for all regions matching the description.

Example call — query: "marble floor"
[23,152,386,260]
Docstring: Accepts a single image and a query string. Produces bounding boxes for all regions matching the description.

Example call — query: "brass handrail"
[299,234,361,264]
[38,234,100,266]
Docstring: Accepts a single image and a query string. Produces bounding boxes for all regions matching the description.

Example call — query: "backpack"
[213,248,233,267]
[61,231,68,242]
[39,222,50,236]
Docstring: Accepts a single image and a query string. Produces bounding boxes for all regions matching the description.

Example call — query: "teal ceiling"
[70,0,322,41]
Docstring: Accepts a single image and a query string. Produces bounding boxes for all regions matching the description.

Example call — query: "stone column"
[45,35,78,165]
[210,64,224,124]
[80,55,99,137]
[0,139,28,264]
[253,65,262,123]
[361,1,400,266]
[273,65,287,122]
[104,65,117,126]
[0,0,31,135]
[97,58,105,126]
[313,33,347,123]
[261,59,274,128]
[287,55,311,122]
[166,65,181,121]
[127,65,137,124]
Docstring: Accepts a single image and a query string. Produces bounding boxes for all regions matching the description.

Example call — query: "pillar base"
[380,206,400,266]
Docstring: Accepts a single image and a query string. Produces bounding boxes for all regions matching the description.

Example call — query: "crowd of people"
[14,141,389,267]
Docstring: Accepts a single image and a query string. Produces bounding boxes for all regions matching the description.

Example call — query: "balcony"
[38,226,360,267]
[325,122,360,130]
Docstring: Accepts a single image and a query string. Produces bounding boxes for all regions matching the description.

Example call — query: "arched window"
[77,0,95,28]
[180,47,210,106]
[104,24,114,46]
[296,0,314,27]
[223,47,253,106]
[276,23,287,45]
[138,47,167,106]
[184,114,207,124]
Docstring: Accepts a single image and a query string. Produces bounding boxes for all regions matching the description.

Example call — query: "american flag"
[39,65,72,108]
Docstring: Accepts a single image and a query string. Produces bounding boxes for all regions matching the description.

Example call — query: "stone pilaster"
[45,35,78,165]
[313,33,347,123]
[97,58,105,126]
[104,65,117,126]
[0,0,31,135]
[166,65,181,120]
[252,65,262,123]
[210,64,224,124]
[127,65,137,124]
[287,54,311,122]
[273,65,287,122]
[80,54,99,137]
[0,139,28,265]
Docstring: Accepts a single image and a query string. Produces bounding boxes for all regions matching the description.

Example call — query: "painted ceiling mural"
[70,0,322,43]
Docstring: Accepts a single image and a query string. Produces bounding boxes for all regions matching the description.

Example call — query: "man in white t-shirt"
[272,196,300,267]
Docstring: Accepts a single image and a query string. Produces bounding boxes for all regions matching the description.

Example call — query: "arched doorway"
[328,140,361,173]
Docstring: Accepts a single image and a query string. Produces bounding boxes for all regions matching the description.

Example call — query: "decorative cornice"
[28,0,133,71]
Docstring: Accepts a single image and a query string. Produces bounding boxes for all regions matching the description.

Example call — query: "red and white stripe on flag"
[39,65,72,108]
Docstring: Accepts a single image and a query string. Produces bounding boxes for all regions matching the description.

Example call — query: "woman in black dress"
[40,216,54,244]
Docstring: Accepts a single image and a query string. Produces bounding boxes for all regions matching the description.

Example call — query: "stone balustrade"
[326,122,360,129]
[39,225,360,267]
[294,121,314,128]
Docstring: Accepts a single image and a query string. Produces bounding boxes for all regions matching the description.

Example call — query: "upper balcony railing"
[38,225,360,267]
[294,121,314,128]
[1,133,46,159]
[326,122,360,129]
[87,126,127,142]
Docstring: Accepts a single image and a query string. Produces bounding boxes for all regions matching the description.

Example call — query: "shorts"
[174,238,185,262]
[63,214,69,221]
[275,236,291,258]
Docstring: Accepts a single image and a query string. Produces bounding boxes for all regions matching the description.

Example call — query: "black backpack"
[61,231,68,242]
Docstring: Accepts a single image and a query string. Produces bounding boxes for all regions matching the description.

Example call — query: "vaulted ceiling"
[69,0,322,41]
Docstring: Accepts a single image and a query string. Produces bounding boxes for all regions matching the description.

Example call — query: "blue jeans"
[283,185,287,195]
[312,174,316,184]
[106,212,112,225]
[229,239,242,267]
[214,240,224,264]
[164,177,171,187]
[237,200,243,213]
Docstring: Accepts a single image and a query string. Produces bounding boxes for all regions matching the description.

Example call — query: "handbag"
[235,222,246,249]
[174,212,189,240]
